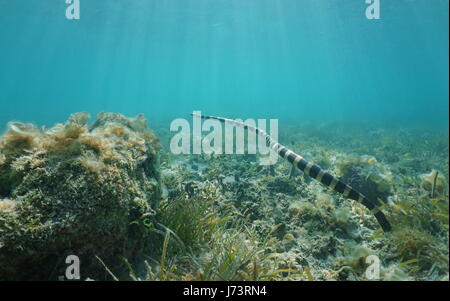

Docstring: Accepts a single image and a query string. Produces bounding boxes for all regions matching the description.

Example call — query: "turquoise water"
[0,1,449,282]
[0,0,448,128]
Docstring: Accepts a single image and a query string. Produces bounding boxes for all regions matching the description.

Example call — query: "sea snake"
[193,113,392,232]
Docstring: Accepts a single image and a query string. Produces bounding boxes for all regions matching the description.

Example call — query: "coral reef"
[0,112,161,280]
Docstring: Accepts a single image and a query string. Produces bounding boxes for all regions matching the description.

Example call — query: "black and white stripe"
[193,113,392,232]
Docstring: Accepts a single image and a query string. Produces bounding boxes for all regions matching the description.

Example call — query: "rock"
[0,112,161,280]
[337,155,393,202]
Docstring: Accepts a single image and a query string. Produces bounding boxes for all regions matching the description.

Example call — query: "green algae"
[0,112,161,280]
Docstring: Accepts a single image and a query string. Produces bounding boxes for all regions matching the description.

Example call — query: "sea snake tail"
[193,113,392,232]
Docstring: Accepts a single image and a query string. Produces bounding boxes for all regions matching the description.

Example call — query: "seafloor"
[0,113,448,281]
[153,121,449,281]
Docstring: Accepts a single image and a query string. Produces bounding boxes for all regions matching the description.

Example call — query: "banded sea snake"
[194,113,392,232]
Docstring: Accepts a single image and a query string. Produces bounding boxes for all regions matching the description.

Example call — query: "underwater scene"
[0,0,448,282]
